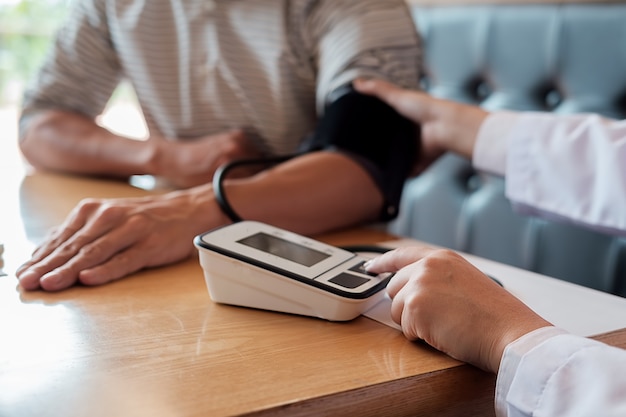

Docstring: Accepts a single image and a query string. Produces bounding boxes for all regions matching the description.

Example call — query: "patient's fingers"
[16,199,133,290]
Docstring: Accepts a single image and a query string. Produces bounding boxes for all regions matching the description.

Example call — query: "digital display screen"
[237,232,330,267]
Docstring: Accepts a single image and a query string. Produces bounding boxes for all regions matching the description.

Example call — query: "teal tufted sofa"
[390,2,626,296]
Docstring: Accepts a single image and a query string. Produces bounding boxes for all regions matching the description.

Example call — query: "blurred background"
[0,0,69,106]
[0,0,145,175]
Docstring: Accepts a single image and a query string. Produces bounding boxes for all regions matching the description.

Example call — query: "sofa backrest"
[391,3,626,295]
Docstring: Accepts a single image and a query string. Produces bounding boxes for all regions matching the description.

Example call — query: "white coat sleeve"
[495,326,626,417]
[473,111,626,236]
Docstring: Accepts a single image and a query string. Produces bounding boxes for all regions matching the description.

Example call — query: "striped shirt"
[22,0,421,156]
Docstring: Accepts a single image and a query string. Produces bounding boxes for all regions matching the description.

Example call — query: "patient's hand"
[151,129,262,188]
[16,186,222,291]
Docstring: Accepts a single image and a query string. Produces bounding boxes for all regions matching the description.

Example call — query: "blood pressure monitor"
[194,221,392,321]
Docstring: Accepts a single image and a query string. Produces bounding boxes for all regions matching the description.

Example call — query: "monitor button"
[329,273,370,289]
[349,261,378,277]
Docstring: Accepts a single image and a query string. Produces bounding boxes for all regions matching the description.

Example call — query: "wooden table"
[1,171,626,417]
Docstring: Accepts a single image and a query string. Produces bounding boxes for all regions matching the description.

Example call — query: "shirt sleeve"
[305,0,421,113]
[496,326,626,417]
[473,111,520,176]
[20,0,121,124]
[473,111,626,236]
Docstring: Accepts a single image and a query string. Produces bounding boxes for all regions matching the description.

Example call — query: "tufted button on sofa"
[390,3,626,296]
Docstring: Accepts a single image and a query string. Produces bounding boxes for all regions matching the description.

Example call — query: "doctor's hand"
[16,186,223,292]
[365,245,551,373]
[353,79,489,174]
[150,129,262,189]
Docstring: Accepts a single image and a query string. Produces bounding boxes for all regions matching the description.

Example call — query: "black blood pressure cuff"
[305,86,419,221]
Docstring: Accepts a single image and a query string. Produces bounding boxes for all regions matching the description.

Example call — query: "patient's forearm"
[222,151,384,235]
[19,110,156,177]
